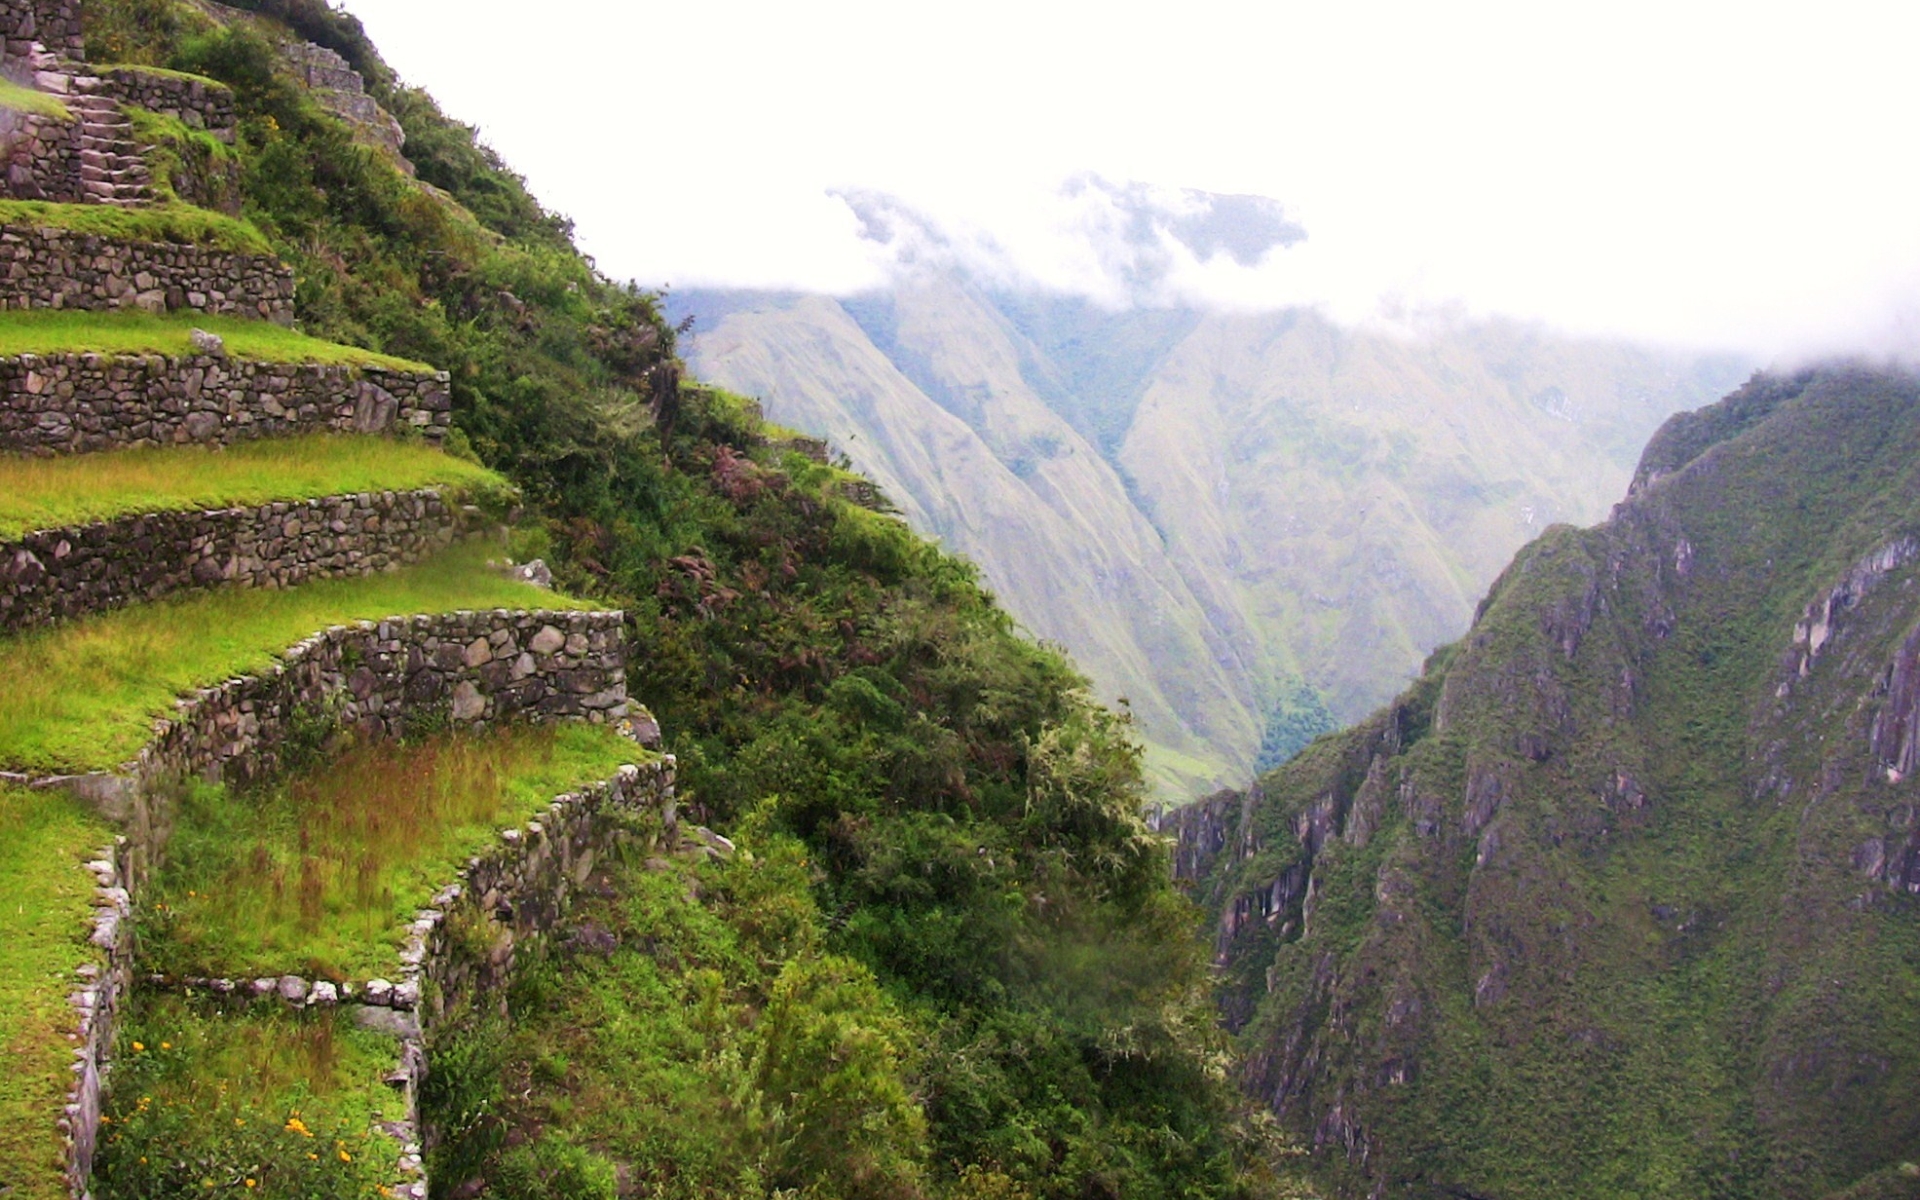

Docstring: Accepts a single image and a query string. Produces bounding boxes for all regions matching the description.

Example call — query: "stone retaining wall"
[0,353,451,454]
[0,0,83,62]
[36,607,639,1199]
[280,40,406,162]
[0,104,80,202]
[99,66,236,139]
[59,835,133,1200]
[128,753,677,1200]
[86,610,632,873]
[0,487,483,634]
[0,225,295,321]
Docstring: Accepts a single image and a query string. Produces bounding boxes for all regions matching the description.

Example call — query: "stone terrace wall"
[59,836,133,1200]
[417,760,674,1022]
[87,610,632,872]
[0,225,295,320]
[0,353,451,454]
[37,610,637,1199]
[0,0,83,62]
[0,487,483,634]
[129,757,677,1200]
[0,105,80,202]
[99,67,236,139]
[279,40,406,162]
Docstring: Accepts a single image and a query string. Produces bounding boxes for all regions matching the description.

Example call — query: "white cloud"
[341,0,1920,359]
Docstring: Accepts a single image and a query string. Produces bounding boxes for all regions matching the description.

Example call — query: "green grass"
[0,310,430,371]
[0,541,593,773]
[96,62,231,88]
[0,77,71,121]
[0,786,110,1200]
[0,198,268,254]
[146,723,651,980]
[93,996,400,1199]
[0,434,509,540]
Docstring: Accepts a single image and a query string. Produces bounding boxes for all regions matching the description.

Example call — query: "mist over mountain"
[671,234,1750,795]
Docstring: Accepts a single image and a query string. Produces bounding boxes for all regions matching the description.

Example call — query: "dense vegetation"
[1176,367,1920,1199]
[71,1,1289,1195]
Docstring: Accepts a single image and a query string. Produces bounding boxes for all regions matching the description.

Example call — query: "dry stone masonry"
[0,224,295,318]
[58,836,133,1200]
[0,0,83,62]
[278,40,405,162]
[88,610,633,843]
[130,754,677,1200]
[0,353,450,453]
[98,66,236,139]
[0,103,79,201]
[0,487,484,634]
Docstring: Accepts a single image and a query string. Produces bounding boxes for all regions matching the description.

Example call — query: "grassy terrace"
[0,78,71,121]
[0,310,429,371]
[0,198,269,254]
[146,723,649,980]
[94,62,229,87]
[0,787,110,1200]
[93,996,402,1199]
[0,434,509,540]
[0,541,593,773]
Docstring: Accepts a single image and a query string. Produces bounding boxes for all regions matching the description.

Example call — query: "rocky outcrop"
[0,487,484,634]
[0,353,450,454]
[0,225,294,319]
[1872,622,1920,784]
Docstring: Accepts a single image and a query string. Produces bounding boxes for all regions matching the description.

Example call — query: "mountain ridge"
[1165,362,1920,1198]
[675,280,1750,795]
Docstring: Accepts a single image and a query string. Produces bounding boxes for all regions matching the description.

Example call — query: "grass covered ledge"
[0,434,509,540]
[0,78,72,121]
[0,786,110,1200]
[0,541,593,774]
[0,310,430,371]
[0,198,268,254]
[143,723,651,981]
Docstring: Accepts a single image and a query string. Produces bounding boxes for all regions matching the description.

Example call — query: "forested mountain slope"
[677,281,1748,795]
[1166,365,1920,1199]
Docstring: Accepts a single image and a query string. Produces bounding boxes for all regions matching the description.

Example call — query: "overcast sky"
[340,0,1920,358]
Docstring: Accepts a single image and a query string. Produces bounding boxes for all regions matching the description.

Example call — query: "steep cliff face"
[1178,366,1920,1200]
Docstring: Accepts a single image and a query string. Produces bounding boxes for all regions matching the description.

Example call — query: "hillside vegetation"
[1168,366,1920,1199]
[677,282,1749,796]
[38,0,1292,1196]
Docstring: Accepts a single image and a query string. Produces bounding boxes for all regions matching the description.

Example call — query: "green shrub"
[493,1135,618,1200]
